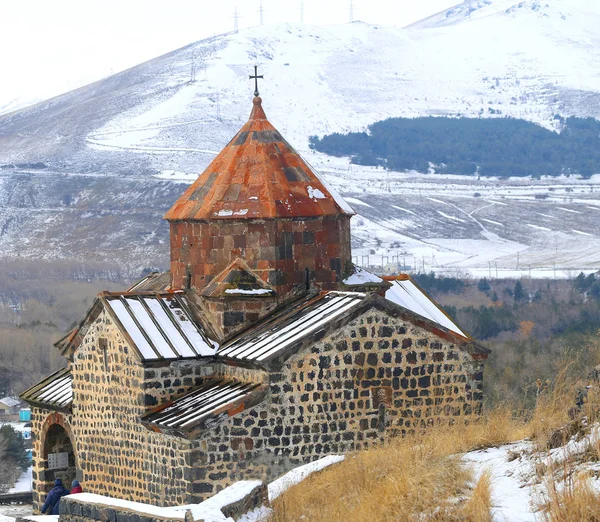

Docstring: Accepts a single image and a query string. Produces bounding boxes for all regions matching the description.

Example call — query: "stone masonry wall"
[184,308,484,497]
[30,408,75,509]
[68,308,196,506]
[143,360,267,408]
[169,216,352,300]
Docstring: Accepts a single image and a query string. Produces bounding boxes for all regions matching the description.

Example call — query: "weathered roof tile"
[164,97,354,221]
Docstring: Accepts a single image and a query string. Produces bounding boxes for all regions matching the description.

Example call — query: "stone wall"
[169,216,352,300]
[56,481,267,522]
[30,408,75,509]
[184,307,484,497]
[31,303,484,508]
[143,360,267,408]
[67,309,196,507]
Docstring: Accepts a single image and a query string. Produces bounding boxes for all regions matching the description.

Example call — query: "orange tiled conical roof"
[164,97,354,221]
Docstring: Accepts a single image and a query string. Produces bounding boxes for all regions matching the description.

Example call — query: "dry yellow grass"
[270,356,598,522]
[461,470,493,522]
[270,411,522,522]
[541,473,600,522]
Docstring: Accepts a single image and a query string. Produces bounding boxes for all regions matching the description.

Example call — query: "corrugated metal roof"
[385,279,467,338]
[0,397,20,408]
[104,293,218,361]
[142,380,261,430]
[218,292,365,363]
[164,96,354,221]
[20,367,73,410]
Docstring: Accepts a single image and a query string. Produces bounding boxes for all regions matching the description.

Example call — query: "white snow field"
[464,425,600,521]
[0,0,599,275]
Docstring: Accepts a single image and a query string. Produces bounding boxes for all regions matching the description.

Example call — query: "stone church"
[22,89,489,510]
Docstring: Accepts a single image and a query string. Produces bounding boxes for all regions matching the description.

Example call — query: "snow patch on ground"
[8,466,32,493]
[464,424,600,522]
[269,455,345,502]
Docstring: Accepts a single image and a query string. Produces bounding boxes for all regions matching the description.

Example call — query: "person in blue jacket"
[41,478,69,515]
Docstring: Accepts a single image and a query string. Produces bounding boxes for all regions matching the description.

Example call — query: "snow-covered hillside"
[0,0,599,275]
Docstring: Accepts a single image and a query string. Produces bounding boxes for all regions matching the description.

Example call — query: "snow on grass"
[481,218,504,226]
[527,224,552,231]
[269,455,345,502]
[464,442,537,522]
[572,229,594,236]
[344,197,372,208]
[391,205,416,215]
[558,207,582,214]
[427,197,448,205]
[437,210,466,223]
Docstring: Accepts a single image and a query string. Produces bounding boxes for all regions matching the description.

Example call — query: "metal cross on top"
[249,65,264,97]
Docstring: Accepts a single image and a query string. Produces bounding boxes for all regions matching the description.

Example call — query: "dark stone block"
[402,338,412,349]
[319,356,331,369]
[193,482,214,493]
[418,376,431,388]
[367,353,378,366]
[224,311,245,327]
[144,394,158,407]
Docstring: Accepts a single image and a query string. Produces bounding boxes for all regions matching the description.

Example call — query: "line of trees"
[309,116,600,178]
[0,425,28,493]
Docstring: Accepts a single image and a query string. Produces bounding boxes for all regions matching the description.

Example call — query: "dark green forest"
[309,116,600,178]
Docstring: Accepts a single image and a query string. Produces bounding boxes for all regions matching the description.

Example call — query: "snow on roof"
[343,266,383,286]
[218,292,365,363]
[0,397,20,408]
[20,368,73,410]
[105,292,218,361]
[143,380,261,430]
[385,279,467,338]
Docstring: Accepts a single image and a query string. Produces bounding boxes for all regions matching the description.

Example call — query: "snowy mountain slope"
[1,1,600,274]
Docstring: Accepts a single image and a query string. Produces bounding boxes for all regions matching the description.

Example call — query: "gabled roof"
[164,96,354,221]
[142,379,266,437]
[218,289,488,367]
[218,292,366,364]
[201,259,276,298]
[384,276,468,339]
[127,271,172,292]
[0,397,20,408]
[103,292,218,361]
[20,367,73,412]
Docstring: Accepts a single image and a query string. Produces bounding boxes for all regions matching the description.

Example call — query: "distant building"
[22,92,489,510]
[0,397,21,416]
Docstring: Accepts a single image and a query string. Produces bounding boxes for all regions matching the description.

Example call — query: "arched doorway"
[42,423,76,489]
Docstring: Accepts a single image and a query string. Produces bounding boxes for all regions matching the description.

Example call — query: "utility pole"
[216,91,221,121]
[300,0,304,23]
[259,0,264,25]
[190,50,196,83]
[349,0,354,23]
[233,5,239,33]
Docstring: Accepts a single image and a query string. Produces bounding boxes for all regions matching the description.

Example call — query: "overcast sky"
[0,0,458,107]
